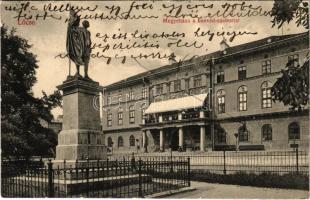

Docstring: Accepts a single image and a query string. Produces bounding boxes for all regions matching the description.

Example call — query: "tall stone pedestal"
[55,76,107,160]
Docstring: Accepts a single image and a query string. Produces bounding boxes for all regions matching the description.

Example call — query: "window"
[216,129,226,143]
[217,90,226,114]
[238,125,249,142]
[156,84,163,95]
[262,124,272,141]
[261,81,272,108]
[107,137,113,147]
[238,86,247,111]
[107,111,112,127]
[185,78,189,90]
[288,122,300,140]
[129,135,135,146]
[142,88,148,99]
[262,60,271,74]
[118,136,124,147]
[129,106,135,124]
[174,79,181,92]
[288,54,299,67]
[107,96,111,105]
[238,66,247,80]
[87,133,91,144]
[193,75,202,87]
[217,71,225,83]
[118,93,122,103]
[118,108,123,125]
[141,103,146,118]
[128,90,134,101]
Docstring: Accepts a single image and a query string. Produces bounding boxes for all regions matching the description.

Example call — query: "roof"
[145,93,208,114]
[104,31,309,90]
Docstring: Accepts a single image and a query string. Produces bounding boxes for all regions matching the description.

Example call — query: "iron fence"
[1,157,190,198]
[110,150,309,175]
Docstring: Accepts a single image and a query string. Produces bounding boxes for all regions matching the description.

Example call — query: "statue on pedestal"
[66,9,92,79]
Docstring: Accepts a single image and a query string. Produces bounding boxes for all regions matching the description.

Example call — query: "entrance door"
[166,128,179,151]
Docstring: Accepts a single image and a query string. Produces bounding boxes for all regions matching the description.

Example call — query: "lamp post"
[111,141,114,155]
[234,133,239,152]
[136,139,140,153]
[208,57,215,151]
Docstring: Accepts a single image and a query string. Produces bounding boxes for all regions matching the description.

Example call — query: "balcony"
[143,110,204,126]
[182,112,200,120]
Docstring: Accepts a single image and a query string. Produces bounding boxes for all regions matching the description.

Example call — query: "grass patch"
[191,170,309,190]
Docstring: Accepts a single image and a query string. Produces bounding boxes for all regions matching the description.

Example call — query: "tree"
[1,25,62,159]
[272,56,309,111]
[270,0,309,110]
[271,0,309,29]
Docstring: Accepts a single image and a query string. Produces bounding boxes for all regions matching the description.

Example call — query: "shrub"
[191,170,309,190]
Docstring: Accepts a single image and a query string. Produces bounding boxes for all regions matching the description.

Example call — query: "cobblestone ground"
[167,181,309,199]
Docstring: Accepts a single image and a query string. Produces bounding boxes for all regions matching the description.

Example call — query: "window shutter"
[181,79,185,90]
[170,81,174,93]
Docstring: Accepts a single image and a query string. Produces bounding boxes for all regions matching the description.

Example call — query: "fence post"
[86,158,90,197]
[138,159,142,197]
[295,148,299,174]
[187,157,191,187]
[47,159,54,197]
[223,150,227,175]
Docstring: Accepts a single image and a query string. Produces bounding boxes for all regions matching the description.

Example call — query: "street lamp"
[234,133,239,152]
[111,141,114,155]
[208,57,215,151]
[136,139,140,153]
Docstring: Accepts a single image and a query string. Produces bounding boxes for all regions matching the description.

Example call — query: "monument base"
[56,129,107,160]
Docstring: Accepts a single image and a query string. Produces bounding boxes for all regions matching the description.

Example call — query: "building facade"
[102,32,309,153]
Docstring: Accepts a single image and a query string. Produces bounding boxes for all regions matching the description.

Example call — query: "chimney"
[168,53,177,64]
[220,37,230,51]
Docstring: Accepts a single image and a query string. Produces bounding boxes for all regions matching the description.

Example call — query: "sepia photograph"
[1,0,309,198]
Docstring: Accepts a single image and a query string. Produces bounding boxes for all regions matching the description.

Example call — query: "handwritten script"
[3,1,271,64]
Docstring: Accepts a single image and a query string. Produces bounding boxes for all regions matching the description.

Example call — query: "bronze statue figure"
[66,10,92,79]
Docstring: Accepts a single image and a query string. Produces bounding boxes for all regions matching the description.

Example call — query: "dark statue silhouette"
[66,9,91,79]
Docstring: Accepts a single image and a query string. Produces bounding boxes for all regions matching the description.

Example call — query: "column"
[160,129,164,151]
[178,127,184,148]
[178,113,182,120]
[199,111,205,118]
[200,125,206,152]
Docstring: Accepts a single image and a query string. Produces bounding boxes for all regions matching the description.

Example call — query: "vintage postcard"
[1,0,309,198]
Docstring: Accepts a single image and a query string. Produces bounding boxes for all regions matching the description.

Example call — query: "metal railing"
[110,150,309,175]
[1,157,190,198]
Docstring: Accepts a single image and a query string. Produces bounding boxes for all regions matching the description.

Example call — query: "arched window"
[288,122,300,140]
[129,135,135,146]
[238,86,247,111]
[238,125,249,142]
[262,124,272,141]
[118,136,124,147]
[107,137,113,147]
[217,90,226,114]
[261,81,272,108]
[129,106,135,124]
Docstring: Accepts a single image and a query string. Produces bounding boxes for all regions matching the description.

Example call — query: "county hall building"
[102,31,309,154]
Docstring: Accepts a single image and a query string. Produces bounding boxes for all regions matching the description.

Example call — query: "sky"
[1,1,307,117]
